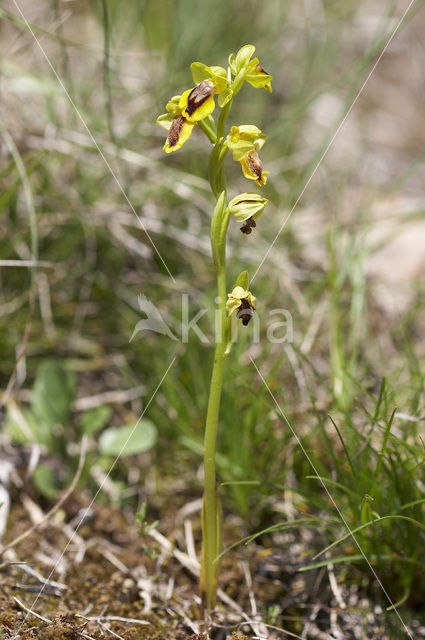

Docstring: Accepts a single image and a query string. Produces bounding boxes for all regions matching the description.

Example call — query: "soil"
[1,463,424,640]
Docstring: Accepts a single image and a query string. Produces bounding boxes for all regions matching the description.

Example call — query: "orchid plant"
[157,44,272,610]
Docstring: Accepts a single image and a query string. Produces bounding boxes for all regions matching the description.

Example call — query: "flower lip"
[162,115,195,153]
[247,150,262,179]
[256,63,270,76]
[237,298,255,325]
[240,217,257,235]
[185,80,215,117]
[167,115,186,148]
[240,149,268,186]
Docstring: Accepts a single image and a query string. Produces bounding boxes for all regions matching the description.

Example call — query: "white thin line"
[11,0,175,283]
[250,356,413,639]
[0,260,53,268]
[15,356,176,634]
[252,0,418,283]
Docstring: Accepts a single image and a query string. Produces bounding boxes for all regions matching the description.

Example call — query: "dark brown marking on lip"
[237,298,255,325]
[185,81,214,117]
[247,150,263,181]
[240,217,257,235]
[168,115,185,147]
[256,63,270,76]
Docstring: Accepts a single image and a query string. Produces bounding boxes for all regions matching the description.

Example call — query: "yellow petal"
[226,285,256,318]
[163,116,195,153]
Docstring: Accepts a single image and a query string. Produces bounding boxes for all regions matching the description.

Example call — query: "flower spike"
[158,45,273,611]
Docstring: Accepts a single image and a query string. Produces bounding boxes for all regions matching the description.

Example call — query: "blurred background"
[2,0,425,632]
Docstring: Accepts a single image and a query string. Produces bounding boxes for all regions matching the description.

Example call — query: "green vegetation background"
[2,0,425,626]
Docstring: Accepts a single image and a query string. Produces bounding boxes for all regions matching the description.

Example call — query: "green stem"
[202,265,227,609]
[101,0,116,144]
[201,93,233,610]
[198,118,217,144]
[217,98,232,139]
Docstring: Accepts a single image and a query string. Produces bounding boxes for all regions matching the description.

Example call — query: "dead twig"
[76,614,149,640]
[13,596,51,623]
[74,385,144,411]
[0,436,87,560]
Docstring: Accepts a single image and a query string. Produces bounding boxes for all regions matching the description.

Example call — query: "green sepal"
[218,87,233,108]
[228,192,268,221]
[229,44,256,75]
[156,113,174,131]
[191,61,211,83]
[191,62,228,93]
[235,269,249,290]
[210,191,229,268]
[227,138,255,161]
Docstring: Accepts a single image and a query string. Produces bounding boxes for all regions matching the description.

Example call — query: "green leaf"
[210,191,229,268]
[81,405,112,436]
[99,419,157,457]
[5,406,39,444]
[32,464,59,499]
[32,360,76,429]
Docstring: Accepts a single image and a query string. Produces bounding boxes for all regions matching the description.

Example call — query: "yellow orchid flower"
[227,125,267,159]
[227,125,268,186]
[228,192,268,234]
[226,286,256,326]
[229,44,272,93]
[156,94,193,153]
[245,59,273,93]
[157,81,218,153]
